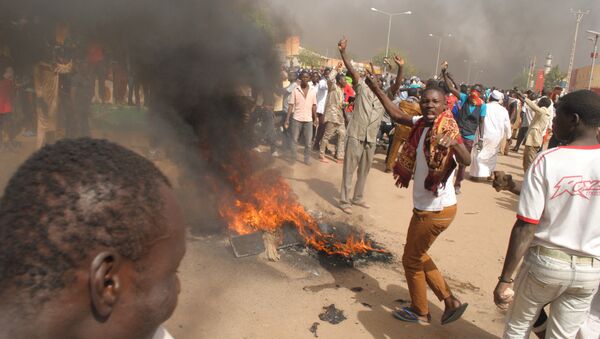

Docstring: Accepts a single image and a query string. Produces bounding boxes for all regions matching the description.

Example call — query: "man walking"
[319,65,346,163]
[337,37,384,214]
[494,90,600,338]
[442,62,486,194]
[285,70,317,165]
[365,74,472,325]
[469,90,511,180]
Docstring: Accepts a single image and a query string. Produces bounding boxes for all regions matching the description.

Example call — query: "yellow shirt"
[524,98,551,148]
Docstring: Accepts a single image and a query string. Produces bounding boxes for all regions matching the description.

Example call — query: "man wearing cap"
[469,90,511,181]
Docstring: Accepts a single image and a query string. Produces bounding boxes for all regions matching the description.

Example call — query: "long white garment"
[470,101,511,178]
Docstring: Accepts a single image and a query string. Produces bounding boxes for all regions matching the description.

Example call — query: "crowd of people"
[249,36,600,338]
[0,18,150,153]
[0,19,600,338]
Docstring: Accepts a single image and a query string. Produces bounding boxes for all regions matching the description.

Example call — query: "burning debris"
[318,304,347,325]
[219,165,391,259]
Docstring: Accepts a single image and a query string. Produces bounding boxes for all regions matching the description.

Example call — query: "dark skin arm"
[494,220,537,309]
[338,37,360,85]
[364,72,414,126]
[441,62,461,98]
[436,133,472,166]
[387,55,405,98]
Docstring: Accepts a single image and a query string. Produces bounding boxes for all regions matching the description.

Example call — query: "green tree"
[512,68,529,90]
[544,65,566,89]
[371,48,418,76]
[298,48,325,68]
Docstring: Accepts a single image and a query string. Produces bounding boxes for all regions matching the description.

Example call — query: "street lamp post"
[371,8,412,73]
[587,30,600,90]
[565,9,589,92]
[429,33,452,77]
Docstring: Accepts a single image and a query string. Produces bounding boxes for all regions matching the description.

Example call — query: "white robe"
[470,102,511,178]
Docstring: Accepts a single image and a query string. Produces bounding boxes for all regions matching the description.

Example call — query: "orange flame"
[218,166,386,257]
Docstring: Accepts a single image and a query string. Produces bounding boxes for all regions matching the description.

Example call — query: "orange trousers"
[402,205,457,315]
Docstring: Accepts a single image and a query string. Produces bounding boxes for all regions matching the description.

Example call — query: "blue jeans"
[290,118,313,162]
[505,247,600,339]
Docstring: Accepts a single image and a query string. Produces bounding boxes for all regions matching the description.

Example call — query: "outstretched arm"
[387,55,405,98]
[441,62,461,98]
[338,37,360,85]
[364,72,414,126]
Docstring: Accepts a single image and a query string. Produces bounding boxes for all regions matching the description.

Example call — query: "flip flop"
[392,307,431,325]
[441,303,469,325]
[341,206,352,215]
[352,201,370,209]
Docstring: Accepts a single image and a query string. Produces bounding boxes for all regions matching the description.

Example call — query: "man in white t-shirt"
[313,68,331,150]
[365,76,472,325]
[494,90,600,338]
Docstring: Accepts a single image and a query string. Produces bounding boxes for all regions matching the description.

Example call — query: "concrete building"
[570,64,600,94]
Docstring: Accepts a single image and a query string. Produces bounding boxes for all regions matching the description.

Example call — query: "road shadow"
[304,264,498,339]
[494,193,519,212]
[285,176,341,209]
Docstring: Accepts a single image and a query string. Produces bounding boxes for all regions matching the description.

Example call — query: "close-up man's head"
[335,73,347,87]
[553,90,600,143]
[420,87,447,124]
[0,138,186,339]
[299,71,310,86]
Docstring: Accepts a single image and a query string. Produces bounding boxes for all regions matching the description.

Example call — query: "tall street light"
[429,33,452,77]
[565,9,589,92]
[587,30,600,90]
[371,8,412,73]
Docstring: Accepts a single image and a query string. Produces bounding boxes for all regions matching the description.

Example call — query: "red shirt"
[343,83,355,102]
[0,79,13,114]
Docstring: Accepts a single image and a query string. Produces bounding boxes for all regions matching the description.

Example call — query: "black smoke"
[1,0,284,233]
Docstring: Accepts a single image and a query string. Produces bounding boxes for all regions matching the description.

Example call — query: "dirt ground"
[0,132,527,339]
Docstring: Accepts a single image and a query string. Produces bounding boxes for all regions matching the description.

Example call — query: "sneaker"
[271,151,279,157]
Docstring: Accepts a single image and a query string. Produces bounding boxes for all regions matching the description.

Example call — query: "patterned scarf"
[393,110,461,196]
[469,90,484,106]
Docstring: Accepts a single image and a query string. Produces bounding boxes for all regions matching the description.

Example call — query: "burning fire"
[218,166,386,257]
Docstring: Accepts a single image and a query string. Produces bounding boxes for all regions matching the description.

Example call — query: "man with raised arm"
[364,69,471,325]
[337,37,385,214]
[441,62,486,194]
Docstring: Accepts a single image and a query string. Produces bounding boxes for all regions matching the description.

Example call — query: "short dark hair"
[557,90,600,127]
[0,138,171,302]
[538,97,552,108]
[422,86,446,98]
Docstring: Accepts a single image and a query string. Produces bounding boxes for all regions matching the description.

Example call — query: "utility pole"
[565,9,589,92]
[587,30,600,90]
[528,56,536,89]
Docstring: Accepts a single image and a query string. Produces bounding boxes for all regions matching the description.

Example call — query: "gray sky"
[266,0,600,87]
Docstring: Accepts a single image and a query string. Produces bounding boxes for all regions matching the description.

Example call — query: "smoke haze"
[266,0,600,87]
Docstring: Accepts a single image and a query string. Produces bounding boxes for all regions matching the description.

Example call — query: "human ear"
[90,252,121,319]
